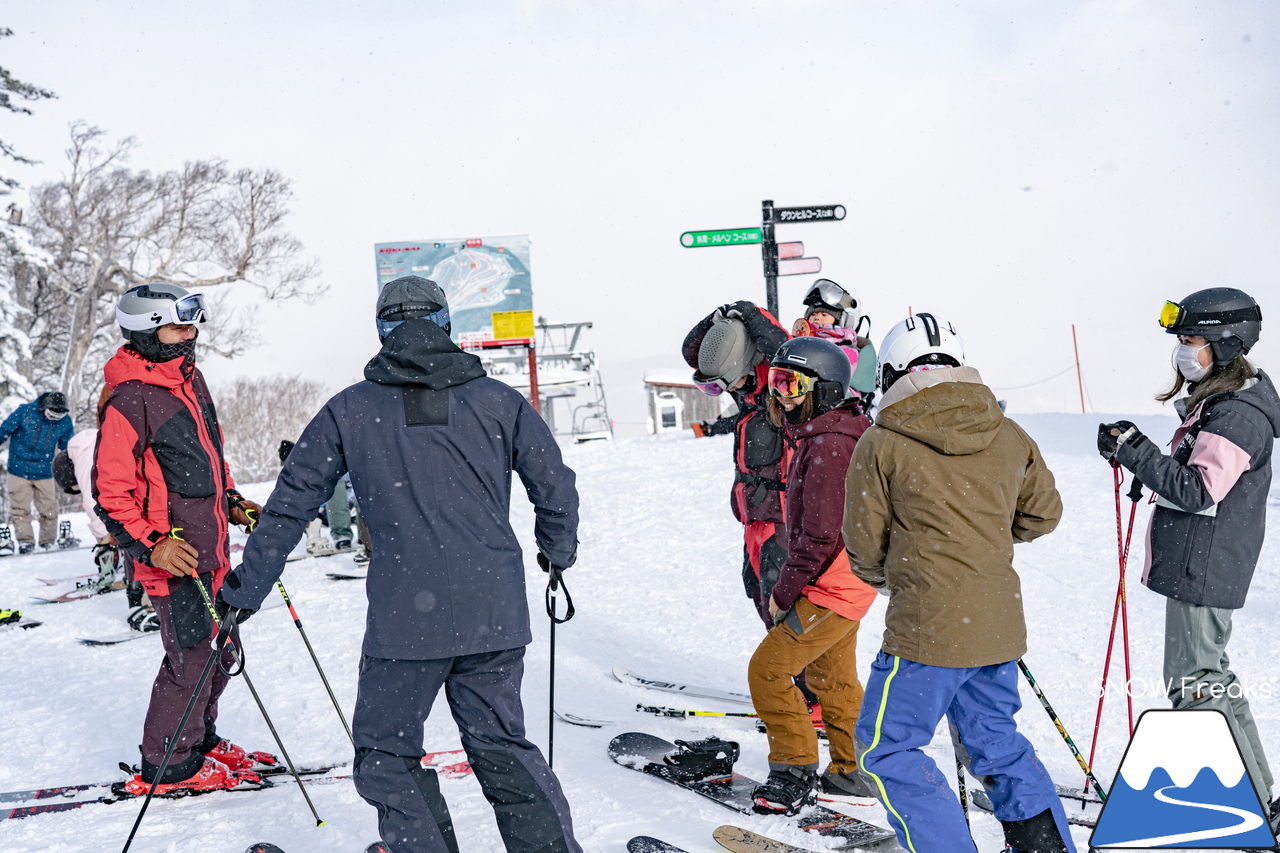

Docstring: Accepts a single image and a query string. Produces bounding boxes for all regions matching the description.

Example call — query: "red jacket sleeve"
[93,403,168,557]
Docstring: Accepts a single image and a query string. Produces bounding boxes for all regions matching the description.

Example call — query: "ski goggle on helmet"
[767,366,817,399]
[1158,298,1262,333]
[115,285,209,332]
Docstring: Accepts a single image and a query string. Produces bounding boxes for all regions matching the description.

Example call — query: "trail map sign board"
[374,235,534,346]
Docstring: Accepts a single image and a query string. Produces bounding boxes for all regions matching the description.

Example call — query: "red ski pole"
[1086,463,1127,789]
[1118,475,1144,736]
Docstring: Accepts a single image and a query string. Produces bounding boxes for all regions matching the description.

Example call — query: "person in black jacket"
[1100,288,1277,813]
[220,276,582,853]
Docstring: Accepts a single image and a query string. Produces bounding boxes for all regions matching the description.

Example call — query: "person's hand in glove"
[1097,420,1146,461]
[148,537,199,577]
[537,552,573,573]
[229,498,263,531]
[214,572,257,626]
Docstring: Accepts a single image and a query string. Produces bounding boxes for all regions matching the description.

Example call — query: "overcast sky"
[5,1,1277,434]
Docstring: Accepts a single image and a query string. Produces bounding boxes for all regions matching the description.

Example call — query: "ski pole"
[637,704,758,719]
[956,755,970,831]
[1017,658,1108,803]
[275,580,355,749]
[544,565,574,768]
[193,578,327,827]
[1118,475,1143,737]
[121,615,235,853]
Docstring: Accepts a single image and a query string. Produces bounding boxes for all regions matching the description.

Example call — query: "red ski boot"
[205,738,280,773]
[121,756,262,797]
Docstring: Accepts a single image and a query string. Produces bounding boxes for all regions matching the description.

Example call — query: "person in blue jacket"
[1,391,74,554]
[218,276,582,853]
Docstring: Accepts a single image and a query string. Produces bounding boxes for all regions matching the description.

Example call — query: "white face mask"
[1176,343,1211,383]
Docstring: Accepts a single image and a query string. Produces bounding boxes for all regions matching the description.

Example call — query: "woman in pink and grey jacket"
[1099,287,1277,811]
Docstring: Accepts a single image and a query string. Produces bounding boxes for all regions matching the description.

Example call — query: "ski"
[31,585,119,605]
[713,825,826,853]
[286,547,356,563]
[325,572,366,580]
[608,732,895,850]
[422,749,472,778]
[35,574,95,586]
[969,786,1099,828]
[639,703,758,719]
[1,766,351,822]
[613,665,754,707]
[627,837,692,853]
[555,710,613,728]
[1,618,42,631]
[78,631,159,646]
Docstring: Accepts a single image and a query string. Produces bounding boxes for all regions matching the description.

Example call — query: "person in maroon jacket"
[747,337,878,816]
[92,283,272,795]
[682,301,791,628]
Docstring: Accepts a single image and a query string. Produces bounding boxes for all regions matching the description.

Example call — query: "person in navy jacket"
[0,391,74,552]
[221,276,582,853]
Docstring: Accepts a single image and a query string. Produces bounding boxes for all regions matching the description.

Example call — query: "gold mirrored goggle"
[1158,300,1183,329]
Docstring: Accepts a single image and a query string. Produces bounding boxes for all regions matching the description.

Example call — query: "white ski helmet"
[802,279,863,331]
[878,312,965,392]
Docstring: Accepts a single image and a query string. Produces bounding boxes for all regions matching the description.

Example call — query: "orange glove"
[149,537,200,577]
[690,423,708,438]
[230,499,262,530]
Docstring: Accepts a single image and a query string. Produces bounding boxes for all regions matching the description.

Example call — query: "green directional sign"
[680,227,762,248]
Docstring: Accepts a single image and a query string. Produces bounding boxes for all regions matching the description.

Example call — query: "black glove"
[1097,420,1143,461]
[537,553,572,573]
[214,573,256,625]
[278,440,295,464]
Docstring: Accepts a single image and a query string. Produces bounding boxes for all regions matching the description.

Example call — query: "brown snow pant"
[140,582,236,781]
[748,597,864,773]
[8,474,57,546]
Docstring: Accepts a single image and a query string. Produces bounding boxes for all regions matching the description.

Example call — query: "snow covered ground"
[2,410,1278,853]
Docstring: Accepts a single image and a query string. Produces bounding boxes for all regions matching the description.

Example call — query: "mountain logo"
[1091,709,1276,848]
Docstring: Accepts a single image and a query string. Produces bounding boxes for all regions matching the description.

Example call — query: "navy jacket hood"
[364,318,486,389]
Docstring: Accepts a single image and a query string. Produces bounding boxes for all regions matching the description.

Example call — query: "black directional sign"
[774,205,846,223]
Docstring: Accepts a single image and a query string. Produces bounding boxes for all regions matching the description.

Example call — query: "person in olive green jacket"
[843,314,1073,853]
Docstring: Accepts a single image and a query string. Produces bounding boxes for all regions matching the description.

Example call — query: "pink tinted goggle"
[693,372,729,396]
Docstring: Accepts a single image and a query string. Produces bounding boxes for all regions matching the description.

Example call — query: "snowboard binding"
[658,736,740,782]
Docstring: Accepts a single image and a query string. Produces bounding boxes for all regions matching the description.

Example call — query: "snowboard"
[608,732,895,850]
[325,572,365,581]
[613,665,754,707]
[627,837,690,853]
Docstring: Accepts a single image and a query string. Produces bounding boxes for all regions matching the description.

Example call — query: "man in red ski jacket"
[92,283,270,796]
[683,301,791,627]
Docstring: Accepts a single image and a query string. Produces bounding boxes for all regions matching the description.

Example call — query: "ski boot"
[819,766,879,805]
[752,764,819,815]
[657,736,740,783]
[119,756,262,797]
[0,609,22,626]
[333,537,352,551]
[352,548,370,568]
[18,541,35,555]
[127,605,160,632]
[56,519,81,550]
[0,525,14,557]
[1001,809,1070,853]
[204,737,280,773]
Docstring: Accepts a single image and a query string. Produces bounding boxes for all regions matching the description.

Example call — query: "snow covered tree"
[13,123,323,421]
[211,374,328,484]
[1,26,56,196]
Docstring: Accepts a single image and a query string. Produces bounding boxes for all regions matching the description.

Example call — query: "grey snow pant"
[1164,597,1274,803]
[353,647,580,853]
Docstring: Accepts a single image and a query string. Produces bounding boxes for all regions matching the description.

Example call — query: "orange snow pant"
[748,597,864,772]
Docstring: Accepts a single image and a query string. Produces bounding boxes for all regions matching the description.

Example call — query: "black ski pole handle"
[545,566,575,624]
[1127,475,1144,503]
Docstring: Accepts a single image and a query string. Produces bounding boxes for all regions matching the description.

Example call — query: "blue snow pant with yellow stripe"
[854,653,1075,853]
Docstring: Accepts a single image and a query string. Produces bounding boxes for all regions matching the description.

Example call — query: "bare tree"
[212,374,328,484]
[11,123,324,421]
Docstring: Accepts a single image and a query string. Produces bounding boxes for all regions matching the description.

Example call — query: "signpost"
[680,201,845,317]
